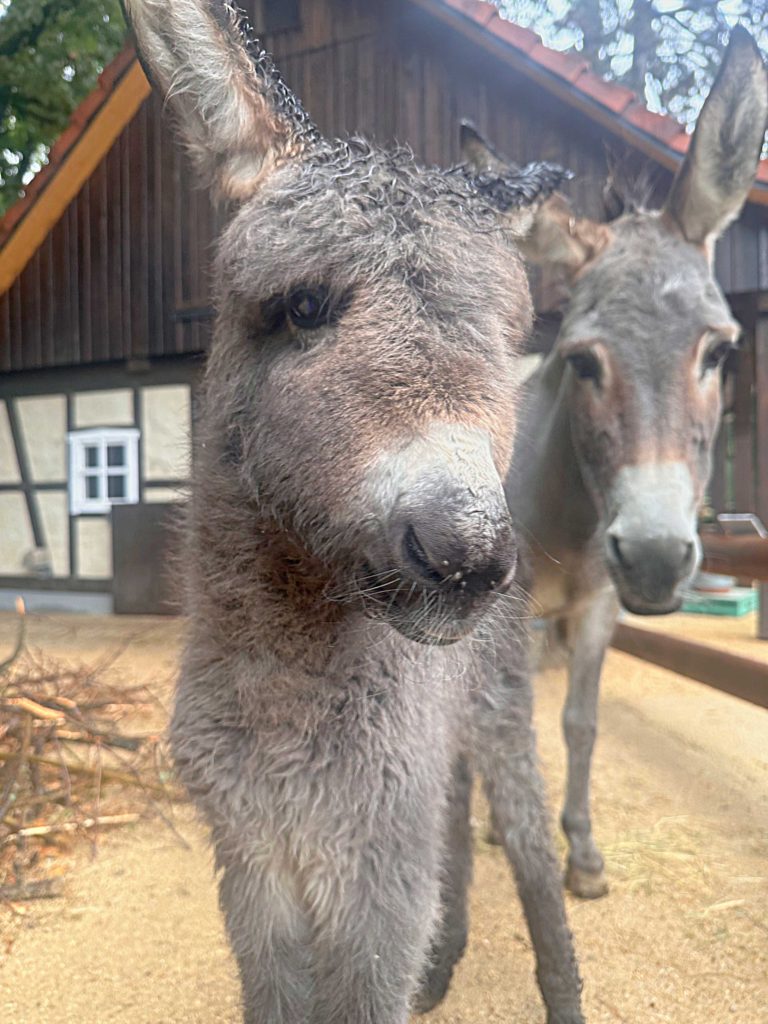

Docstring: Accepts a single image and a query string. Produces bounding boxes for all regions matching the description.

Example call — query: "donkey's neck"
[510,354,600,556]
[187,492,453,728]
[189,493,353,673]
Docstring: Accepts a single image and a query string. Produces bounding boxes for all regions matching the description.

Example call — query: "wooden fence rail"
[612,622,768,710]
[700,533,768,581]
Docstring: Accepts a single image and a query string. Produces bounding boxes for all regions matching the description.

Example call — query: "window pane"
[86,476,101,499]
[85,446,100,468]
[107,444,126,468]
[107,475,126,499]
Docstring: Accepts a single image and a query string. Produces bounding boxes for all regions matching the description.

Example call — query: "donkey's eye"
[287,287,331,330]
[702,341,734,375]
[567,351,601,384]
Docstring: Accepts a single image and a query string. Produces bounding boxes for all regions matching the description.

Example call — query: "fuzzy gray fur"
[171,142,582,1024]
[124,0,584,1021]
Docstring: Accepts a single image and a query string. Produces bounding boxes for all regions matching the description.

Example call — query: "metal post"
[755,305,768,639]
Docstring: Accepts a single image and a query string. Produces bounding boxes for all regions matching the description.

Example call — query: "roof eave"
[0,53,151,295]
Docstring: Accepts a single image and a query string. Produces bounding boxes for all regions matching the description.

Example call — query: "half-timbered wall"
[0,360,198,608]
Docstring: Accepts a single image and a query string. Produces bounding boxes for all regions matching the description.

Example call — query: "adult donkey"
[125,1,584,1021]
[463,27,768,900]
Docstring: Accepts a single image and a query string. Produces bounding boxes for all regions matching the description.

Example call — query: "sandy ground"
[1,611,767,1024]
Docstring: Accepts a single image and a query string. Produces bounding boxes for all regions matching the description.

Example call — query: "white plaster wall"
[0,493,35,574]
[142,385,191,481]
[76,518,112,579]
[38,492,70,577]
[144,486,189,504]
[17,395,67,482]
[74,389,134,428]
[0,401,20,483]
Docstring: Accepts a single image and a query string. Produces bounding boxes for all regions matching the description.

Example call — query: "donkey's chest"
[183,684,454,883]
[175,653,457,798]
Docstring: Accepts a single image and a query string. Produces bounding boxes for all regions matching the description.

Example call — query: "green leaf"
[0,0,125,214]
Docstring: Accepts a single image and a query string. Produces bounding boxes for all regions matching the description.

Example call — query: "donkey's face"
[126,0,559,644]
[463,28,767,614]
[555,214,739,612]
[214,160,532,643]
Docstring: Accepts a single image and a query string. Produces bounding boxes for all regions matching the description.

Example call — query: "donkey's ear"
[460,122,574,239]
[663,27,767,248]
[520,194,611,277]
[123,0,317,202]
[460,121,510,175]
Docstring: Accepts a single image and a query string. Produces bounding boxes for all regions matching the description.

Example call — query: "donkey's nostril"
[495,556,518,593]
[609,534,632,570]
[402,524,446,584]
[611,534,695,577]
[399,516,517,595]
[682,541,695,571]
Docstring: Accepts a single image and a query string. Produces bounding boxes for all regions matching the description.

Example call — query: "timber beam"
[699,534,768,582]
[612,622,768,710]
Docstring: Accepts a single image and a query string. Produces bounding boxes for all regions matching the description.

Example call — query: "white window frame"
[67,428,140,515]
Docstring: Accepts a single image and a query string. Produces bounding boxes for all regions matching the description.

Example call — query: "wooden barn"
[1,0,767,614]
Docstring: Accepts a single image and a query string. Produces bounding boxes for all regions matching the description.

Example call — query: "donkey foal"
[125,2,584,1021]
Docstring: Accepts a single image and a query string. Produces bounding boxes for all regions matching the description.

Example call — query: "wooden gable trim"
[0,60,151,295]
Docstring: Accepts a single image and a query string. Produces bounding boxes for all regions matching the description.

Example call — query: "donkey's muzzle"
[360,488,517,644]
[398,513,517,598]
[360,424,517,642]
[607,533,697,614]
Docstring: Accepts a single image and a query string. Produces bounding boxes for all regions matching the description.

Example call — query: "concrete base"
[0,589,113,615]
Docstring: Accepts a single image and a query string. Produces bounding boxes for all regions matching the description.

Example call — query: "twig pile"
[0,602,183,901]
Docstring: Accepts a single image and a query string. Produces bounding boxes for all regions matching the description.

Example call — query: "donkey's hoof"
[565,863,609,899]
[412,932,467,1015]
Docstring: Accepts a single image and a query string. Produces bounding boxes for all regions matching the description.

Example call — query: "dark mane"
[602,150,662,220]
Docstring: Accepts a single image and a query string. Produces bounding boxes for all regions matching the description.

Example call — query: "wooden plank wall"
[715,205,768,295]
[714,297,768,638]
[1,0,767,374]
[708,293,768,522]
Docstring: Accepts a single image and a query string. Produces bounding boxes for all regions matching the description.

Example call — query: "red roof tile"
[70,87,109,128]
[623,102,688,144]
[440,0,497,29]
[490,16,540,54]
[574,70,636,114]
[528,43,589,83]
[97,46,134,90]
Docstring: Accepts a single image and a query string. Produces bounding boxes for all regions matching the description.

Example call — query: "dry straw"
[0,600,183,902]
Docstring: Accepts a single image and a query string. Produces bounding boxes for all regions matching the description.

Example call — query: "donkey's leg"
[561,588,619,899]
[473,663,584,1024]
[214,792,439,1024]
[311,825,443,1024]
[413,754,473,1014]
[218,855,313,1024]
[484,615,569,847]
